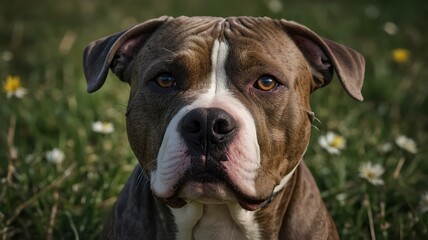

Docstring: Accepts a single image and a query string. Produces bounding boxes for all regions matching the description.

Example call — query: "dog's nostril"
[213,118,234,135]
[183,120,201,133]
[181,108,207,135]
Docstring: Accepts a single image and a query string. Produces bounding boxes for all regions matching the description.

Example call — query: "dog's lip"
[190,173,223,183]
[164,196,187,208]
[164,195,271,211]
[238,197,272,211]
[161,176,273,211]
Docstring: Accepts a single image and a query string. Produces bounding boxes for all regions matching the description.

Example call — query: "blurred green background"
[1,0,427,239]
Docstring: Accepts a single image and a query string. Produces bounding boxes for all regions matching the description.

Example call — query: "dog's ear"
[83,16,170,93]
[280,20,365,101]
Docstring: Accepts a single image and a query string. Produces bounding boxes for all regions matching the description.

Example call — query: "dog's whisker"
[162,48,179,62]
[142,159,156,170]
[134,166,146,192]
[142,178,151,193]
[299,106,322,125]
[162,47,178,56]
[313,116,322,124]
[135,160,156,192]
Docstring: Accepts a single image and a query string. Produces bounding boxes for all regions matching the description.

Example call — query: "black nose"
[180,108,237,146]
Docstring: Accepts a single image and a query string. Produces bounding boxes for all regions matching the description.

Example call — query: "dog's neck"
[167,171,298,240]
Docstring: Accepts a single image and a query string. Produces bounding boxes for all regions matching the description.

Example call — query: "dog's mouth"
[163,193,272,211]
[160,172,273,211]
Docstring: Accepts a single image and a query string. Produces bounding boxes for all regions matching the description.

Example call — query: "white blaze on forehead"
[208,39,229,95]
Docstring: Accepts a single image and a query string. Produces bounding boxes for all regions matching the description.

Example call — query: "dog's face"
[83,16,364,211]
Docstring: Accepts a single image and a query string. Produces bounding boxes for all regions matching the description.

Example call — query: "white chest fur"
[170,202,261,240]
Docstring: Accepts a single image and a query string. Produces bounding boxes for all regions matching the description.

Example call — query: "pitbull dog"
[83,16,364,239]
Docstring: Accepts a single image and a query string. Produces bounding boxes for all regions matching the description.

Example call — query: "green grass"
[1,0,427,239]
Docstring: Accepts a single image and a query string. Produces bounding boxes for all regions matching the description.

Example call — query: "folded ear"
[280,20,365,101]
[83,16,170,93]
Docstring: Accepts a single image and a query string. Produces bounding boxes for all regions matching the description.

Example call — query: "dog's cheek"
[280,71,313,160]
[126,111,159,173]
[261,95,311,182]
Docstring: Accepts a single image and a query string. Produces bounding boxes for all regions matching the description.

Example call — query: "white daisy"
[395,135,417,154]
[92,121,114,134]
[318,132,346,154]
[358,162,385,186]
[379,142,393,153]
[383,22,398,35]
[46,148,65,165]
[267,0,283,13]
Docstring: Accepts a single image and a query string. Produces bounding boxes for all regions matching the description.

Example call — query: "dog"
[83,16,365,240]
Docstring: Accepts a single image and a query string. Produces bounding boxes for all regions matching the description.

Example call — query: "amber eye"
[254,75,279,91]
[155,74,176,88]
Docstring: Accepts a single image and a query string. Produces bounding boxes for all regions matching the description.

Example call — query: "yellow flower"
[3,75,27,98]
[392,48,410,64]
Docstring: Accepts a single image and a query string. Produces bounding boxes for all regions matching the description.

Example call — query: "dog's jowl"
[83,16,365,240]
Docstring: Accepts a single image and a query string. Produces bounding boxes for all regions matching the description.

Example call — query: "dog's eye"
[155,74,176,88]
[254,75,279,91]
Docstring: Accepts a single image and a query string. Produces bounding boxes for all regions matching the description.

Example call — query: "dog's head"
[83,16,364,211]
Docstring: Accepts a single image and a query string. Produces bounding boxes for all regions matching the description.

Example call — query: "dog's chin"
[162,177,272,211]
[178,181,237,204]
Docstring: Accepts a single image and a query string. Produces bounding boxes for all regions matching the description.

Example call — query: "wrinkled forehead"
[144,16,289,56]
[137,16,299,89]
[145,17,221,56]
